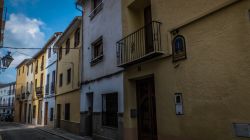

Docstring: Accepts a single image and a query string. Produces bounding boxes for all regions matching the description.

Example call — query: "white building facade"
[79,0,124,139]
[43,32,62,127]
[0,82,16,120]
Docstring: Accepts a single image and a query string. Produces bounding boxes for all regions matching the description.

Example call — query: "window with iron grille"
[65,103,70,120]
[65,39,70,54]
[67,68,71,84]
[91,36,103,65]
[74,28,80,47]
[90,0,103,19]
[102,93,118,128]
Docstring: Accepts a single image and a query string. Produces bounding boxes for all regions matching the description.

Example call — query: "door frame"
[44,102,48,125]
[136,76,158,140]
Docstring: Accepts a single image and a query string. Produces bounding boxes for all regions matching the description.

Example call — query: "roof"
[0,82,16,88]
[33,32,63,59]
[16,59,31,69]
[55,16,82,46]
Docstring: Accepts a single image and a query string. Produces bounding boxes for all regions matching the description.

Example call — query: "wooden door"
[19,101,22,122]
[144,6,153,53]
[57,104,61,128]
[44,102,48,125]
[136,77,158,140]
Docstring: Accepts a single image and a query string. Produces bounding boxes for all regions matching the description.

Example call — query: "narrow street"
[0,122,64,140]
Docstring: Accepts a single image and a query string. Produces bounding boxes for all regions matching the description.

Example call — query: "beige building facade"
[121,0,250,140]
[55,16,82,134]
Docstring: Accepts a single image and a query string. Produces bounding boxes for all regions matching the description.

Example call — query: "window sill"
[89,2,103,20]
[90,55,103,66]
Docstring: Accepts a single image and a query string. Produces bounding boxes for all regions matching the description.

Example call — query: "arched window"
[172,35,187,62]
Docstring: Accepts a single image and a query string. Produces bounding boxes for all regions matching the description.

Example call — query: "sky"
[0,0,81,83]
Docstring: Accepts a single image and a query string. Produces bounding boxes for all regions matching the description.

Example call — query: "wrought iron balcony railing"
[116,21,163,67]
[16,95,20,100]
[36,87,43,98]
[21,92,26,99]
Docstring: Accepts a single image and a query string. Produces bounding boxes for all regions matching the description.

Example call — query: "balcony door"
[144,6,154,53]
[136,77,158,140]
[37,100,42,124]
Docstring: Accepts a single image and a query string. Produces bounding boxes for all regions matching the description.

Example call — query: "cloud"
[4,13,45,66]
[0,13,46,83]
[10,0,39,7]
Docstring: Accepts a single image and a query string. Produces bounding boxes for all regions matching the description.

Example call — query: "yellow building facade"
[120,0,250,140]
[55,16,82,134]
[14,59,29,123]
[32,48,47,125]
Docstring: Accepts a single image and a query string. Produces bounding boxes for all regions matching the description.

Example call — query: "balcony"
[116,21,163,67]
[16,95,20,101]
[36,87,43,98]
[21,92,26,100]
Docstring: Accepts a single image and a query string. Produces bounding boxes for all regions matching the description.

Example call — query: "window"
[175,93,183,115]
[41,56,44,70]
[35,79,37,88]
[91,36,103,65]
[30,82,33,93]
[74,28,80,47]
[59,47,62,60]
[46,74,50,94]
[59,73,63,87]
[40,73,44,87]
[65,39,70,54]
[33,105,36,118]
[48,47,51,58]
[172,35,187,62]
[19,69,20,76]
[102,93,118,128]
[51,71,56,93]
[27,66,29,76]
[26,82,29,93]
[50,108,54,121]
[64,103,70,120]
[234,123,250,137]
[35,60,38,74]
[22,66,24,73]
[67,68,71,84]
[31,64,33,73]
[90,0,103,19]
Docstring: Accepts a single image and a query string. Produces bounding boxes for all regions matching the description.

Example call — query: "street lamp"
[1,51,14,68]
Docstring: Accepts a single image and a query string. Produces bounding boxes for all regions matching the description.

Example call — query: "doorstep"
[37,127,92,140]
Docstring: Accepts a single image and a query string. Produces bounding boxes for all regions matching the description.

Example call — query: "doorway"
[56,104,61,128]
[136,77,158,140]
[44,102,48,125]
[37,100,42,125]
[24,103,27,123]
[144,5,153,53]
[28,104,31,123]
[19,101,22,122]
[86,92,93,136]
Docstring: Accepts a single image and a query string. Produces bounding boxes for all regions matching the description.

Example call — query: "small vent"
[233,123,250,137]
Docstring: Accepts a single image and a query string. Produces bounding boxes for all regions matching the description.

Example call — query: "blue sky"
[0,0,81,83]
